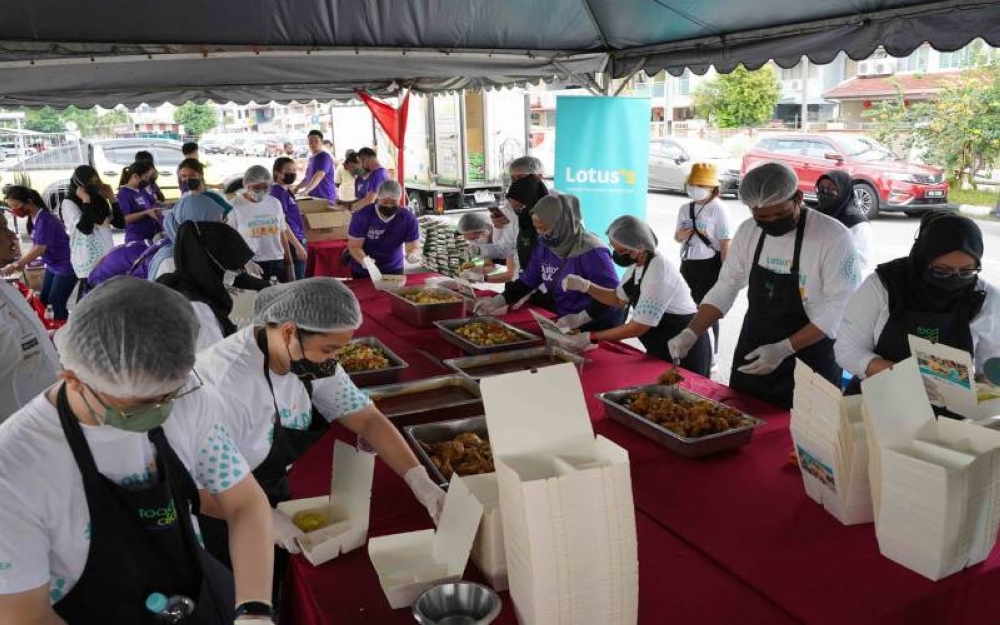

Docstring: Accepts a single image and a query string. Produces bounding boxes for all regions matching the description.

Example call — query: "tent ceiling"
[0,0,996,106]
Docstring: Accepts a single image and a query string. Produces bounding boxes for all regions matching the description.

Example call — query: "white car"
[648,137,740,196]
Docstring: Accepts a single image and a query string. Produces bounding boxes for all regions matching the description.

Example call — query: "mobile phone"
[488,205,503,218]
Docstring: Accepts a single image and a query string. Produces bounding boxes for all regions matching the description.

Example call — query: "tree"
[861,79,912,147]
[24,106,65,133]
[174,102,218,138]
[60,106,100,136]
[692,65,781,128]
[93,109,133,136]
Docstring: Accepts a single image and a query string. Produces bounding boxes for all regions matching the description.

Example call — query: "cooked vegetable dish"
[453,321,521,346]
[620,391,747,438]
[400,290,463,305]
[421,432,494,479]
[338,343,392,372]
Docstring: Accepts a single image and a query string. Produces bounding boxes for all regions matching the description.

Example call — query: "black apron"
[54,385,233,624]
[622,254,712,377]
[729,209,841,409]
[679,202,723,304]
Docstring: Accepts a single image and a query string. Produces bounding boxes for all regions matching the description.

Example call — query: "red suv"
[741,133,949,218]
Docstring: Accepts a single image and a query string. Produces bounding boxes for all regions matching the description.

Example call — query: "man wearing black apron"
[669,162,861,409]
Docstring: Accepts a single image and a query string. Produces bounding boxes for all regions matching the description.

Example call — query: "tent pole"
[612,58,648,97]
[553,61,604,95]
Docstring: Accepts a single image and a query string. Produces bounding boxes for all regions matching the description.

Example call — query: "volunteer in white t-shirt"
[675,163,732,361]
[669,162,862,408]
[458,209,520,285]
[0,279,60,420]
[561,215,712,376]
[194,279,446,574]
[229,165,294,284]
[0,279,275,625]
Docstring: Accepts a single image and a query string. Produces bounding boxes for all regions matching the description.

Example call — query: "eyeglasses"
[87,370,204,420]
[928,265,980,279]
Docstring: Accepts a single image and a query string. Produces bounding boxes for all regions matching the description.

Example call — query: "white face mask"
[247,189,267,203]
[686,185,711,202]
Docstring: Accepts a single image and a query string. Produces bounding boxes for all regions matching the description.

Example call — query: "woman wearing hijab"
[147,193,226,280]
[562,215,712,374]
[158,221,270,352]
[836,211,999,395]
[475,194,621,331]
[815,170,873,277]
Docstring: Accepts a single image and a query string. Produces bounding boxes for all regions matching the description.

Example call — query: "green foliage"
[173,102,218,138]
[861,79,912,147]
[23,107,64,133]
[692,65,781,128]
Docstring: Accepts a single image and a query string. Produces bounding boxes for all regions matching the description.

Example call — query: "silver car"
[648,137,740,196]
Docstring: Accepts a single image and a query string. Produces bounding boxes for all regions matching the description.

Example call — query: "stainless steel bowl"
[412,582,502,625]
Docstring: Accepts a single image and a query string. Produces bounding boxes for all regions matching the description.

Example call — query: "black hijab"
[505,177,549,269]
[816,170,867,229]
[876,210,985,318]
[157,221,254,337]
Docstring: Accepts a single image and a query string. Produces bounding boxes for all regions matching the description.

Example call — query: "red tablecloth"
[305,239,352,278]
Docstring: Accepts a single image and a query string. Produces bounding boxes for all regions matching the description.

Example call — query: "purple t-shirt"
[31,209,73,276]
[360,167,391,200]
[270,184,306,241]
[118,187,162,243]
[518,245,619,317]
[347,205,420,276]
[305,151,337,203]
[144,181,162,205]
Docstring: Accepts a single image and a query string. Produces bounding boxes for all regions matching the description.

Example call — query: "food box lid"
[305,210,351,230]
[434,474,484,573]
[330,439,376,515]
[480,362,594,459]
[227,288,257,323]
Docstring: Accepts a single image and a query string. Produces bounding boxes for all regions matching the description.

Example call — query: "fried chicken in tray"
[421,432,495,479]
[622,391,747,439]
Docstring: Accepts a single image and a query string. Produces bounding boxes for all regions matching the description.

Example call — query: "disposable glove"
[555,310,591,332]
[460,268,486,283]
[244,261,263,278]
[561,274,591,293]
[271,508,305,554]
[737,339,795,376]
[406,252,423,266]
[667,328,698,361]
[405,466,446,525]
[474,294,507,316]
[362,256,383,282]
[562,331,594,353]
[234,619,273,625]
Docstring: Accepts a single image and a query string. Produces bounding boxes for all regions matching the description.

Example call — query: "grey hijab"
[531,194,605,259]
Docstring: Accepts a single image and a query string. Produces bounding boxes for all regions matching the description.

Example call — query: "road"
[643,191,1000,383]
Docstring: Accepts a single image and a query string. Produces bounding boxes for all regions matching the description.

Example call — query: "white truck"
[405,90,529,214]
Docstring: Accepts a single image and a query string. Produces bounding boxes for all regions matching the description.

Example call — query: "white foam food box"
[227,288,258,330]
[367,474,484,609]
[461,472,508,592]
[481,363,639,625]
[861,357,1000,581]
[276,440,375,567]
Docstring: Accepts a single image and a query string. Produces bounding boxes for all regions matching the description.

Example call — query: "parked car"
[199,136,226,154]
[649,137,740,196]
[741,133,949,218]
[222,136,248,156]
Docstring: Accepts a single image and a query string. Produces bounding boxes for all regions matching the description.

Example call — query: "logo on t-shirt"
[541,263,559,284]
[367,227,386,241]
[247,216,281,238]
[916,326,941,344]
[139,499,178,530]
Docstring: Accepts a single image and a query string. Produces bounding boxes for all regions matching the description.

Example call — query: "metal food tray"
[404,416,491,488]
[365,374,484,428]
[443,346,585,382]
[433,316,542,355]
[341,336,409,388]
[597,384,764,459]
[384,286,469,327]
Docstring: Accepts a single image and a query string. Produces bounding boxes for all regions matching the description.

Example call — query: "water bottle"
[145,592,195,623]
[269,276,279,288]
[43,305,54,323]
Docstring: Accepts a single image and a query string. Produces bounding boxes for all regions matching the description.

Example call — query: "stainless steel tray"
[597,384,764,459]
[385,286,469,327]
[443,346,585,381]
[341,336,409,388]
[405,416,491,488]
[433,316,541,355]
[365,374,484,428]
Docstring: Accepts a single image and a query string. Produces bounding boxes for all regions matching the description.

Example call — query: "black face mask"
[816,189,839,211]
[378,204,399,219]
[287,332,339,381]
[282,172,297,185]
[755,213,797,237]
[185,178,202,192]
[612,250,637,267]
[922,269,977,293]
[139,179,151,188]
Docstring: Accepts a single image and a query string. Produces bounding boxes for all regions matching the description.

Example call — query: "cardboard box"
[276,440,375,567]
[367,474,483,609]
[303,209,352,243]
[297,197,335,214]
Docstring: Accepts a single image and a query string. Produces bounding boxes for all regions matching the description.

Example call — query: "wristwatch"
[234,601,274,620]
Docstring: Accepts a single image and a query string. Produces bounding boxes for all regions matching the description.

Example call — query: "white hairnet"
[253,277,362,333]
[457,212,491,234]
[509,156,543,175]
[377,179,403,200]
[55,278,198,397]
[606,215,658,252]
[738,161,800,209]
[243,164,271,186]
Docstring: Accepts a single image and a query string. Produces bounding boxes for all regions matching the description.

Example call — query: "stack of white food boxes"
[418,216,469,277]
[790,360,873,525]
[482,363,638,624]
[461,472,508,591]
[862,356,1000,581]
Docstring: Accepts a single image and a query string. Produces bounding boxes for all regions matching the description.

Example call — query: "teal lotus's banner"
[554,96,650,240]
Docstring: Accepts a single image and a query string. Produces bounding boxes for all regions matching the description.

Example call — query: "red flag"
[356,89,411,197]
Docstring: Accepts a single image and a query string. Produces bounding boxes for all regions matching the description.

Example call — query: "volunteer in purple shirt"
[1,186,75,320]
[271,157,309,280]
[350,147,391,212]
[134,150,166,203]
[117,161,162,243]
[294,129,337,204]
[347,180,421,278]
[475,194,622,332]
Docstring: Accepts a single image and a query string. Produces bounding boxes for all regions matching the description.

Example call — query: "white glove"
[561,274,591,293]
[923,376,945,406]
[406,252,423,266]
[362,256,383,281]
[460,268,486,283]
[668,328,698,362]
[234,619,273,625]
[562,331,594,353]
[405,466,446,525]
[474,294,507,316]
[737,339,795,376]
[271,508,305,554]
[556,311,591,332]
[244,261,263,278]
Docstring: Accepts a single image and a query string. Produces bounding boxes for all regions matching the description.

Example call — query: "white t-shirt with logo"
[228,195,288,262]
[702,210,861,339]
[195,327,372,470]
[615,253,697,326]
[675,198,733,261]
[0,383,248,601]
